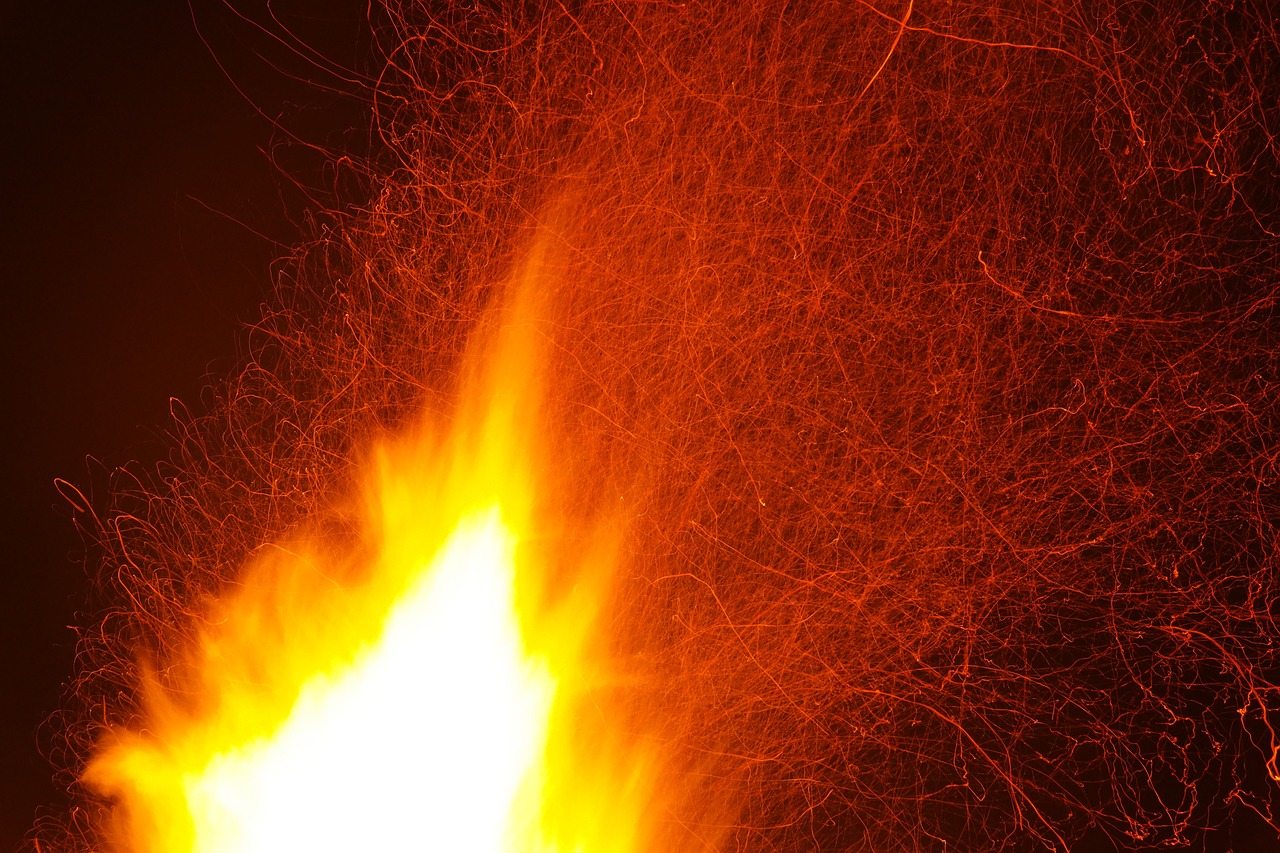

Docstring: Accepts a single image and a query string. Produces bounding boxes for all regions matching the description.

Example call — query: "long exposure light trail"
[31,1,1280,851]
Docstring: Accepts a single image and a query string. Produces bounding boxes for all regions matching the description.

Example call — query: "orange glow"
[82,260,668,853]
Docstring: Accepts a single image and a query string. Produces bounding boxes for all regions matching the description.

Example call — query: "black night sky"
[0,2,369,846]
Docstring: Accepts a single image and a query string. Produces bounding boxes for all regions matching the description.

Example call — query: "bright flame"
[181,509,554,853]
[84,260,677,852]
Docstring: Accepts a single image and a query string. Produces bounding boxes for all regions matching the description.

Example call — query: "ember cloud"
[36,2,1280,850]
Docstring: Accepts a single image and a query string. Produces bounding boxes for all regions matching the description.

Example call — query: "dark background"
[0,2,370,847]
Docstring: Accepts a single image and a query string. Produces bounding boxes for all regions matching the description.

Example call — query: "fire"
[176,510,554,853]
[32,2,1280,850]
[82,269,657,853]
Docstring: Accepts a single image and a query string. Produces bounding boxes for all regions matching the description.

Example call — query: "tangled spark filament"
[37,2,1280,851]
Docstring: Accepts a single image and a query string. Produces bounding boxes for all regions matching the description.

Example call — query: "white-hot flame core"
[181,509,556,853]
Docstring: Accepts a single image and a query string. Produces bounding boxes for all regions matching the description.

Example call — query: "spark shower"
[33,1,1280,851]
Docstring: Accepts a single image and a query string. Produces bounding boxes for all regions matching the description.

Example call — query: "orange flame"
[84,249,676,852]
